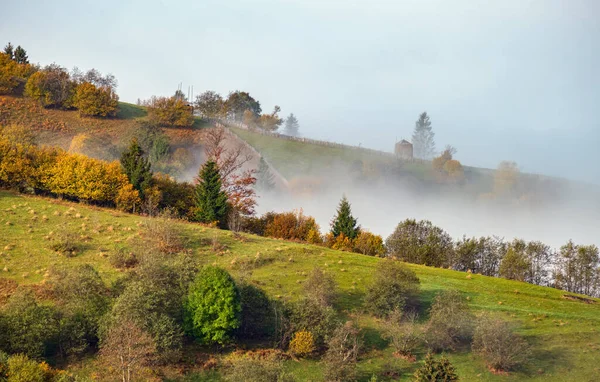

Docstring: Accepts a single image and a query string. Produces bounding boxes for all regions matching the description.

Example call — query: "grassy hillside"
[1,190,599,381]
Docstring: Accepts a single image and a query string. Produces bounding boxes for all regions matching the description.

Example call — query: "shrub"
[115,183,142,213]
[48,230,82,257]
[237,283,275,340]
[364,261,420,317]
[108,249,138,269]
[146,96,193,127]
[413,353,459,382]
[323,321,362,382]
[303,268,336,308]
[426,290,474,352]
[383,309,422,358]
[6,354,46,382]
[353,230,385,257]
[152,174,195,218]
[327,233,354,252]
[285,299,338,351]
[289,331,316,357]
[264,210,320,242]
[73,81,118,117]
[223,353,293,382]
[142,212,184,255]
[472,314,530,371]
[386,219,453,267]
[185,266,241,345]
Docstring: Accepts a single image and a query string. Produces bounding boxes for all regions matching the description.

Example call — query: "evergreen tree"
[414,353,459,381]
[194,160,229,225]
[331,196,360,239]
[120,138,152,197]
[13,45,28,64]
[256,157,275,192]
[412,112,436,159]
[283,113,300,136]
[3,42,14,60]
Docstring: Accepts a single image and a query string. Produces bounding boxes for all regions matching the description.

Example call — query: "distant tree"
[554,240,600,296]
[224,91,261,121]
[243,109,257,127]
[494,161,519,196]
[194,160,229,225]
[331,196,360,240]
[100,319,156,382]
[498,247,530,282]
[283,113,300,136]
[353,230,385,257]
[13,45,28,64]
[3,42,14,59]
[364,260,420,317]
[414,353,459,382]
[184,266,241,345]
[173,89,187,101]
[411,112,435,159]
[74,81,119,117]
[195,90,224,119]
[258,106,283,131]
[504,239,553,286]
[146,96,194,127]
[453,236,505,276]
[386,219,453,267]
[120,138,152,197]
[25,64,75,108]
[256,157,275,192]
[0,51,36,95]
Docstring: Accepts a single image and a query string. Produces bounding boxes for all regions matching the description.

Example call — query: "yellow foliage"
[353,230,385,257]
[68,133,90,154]
[289,330,316,356]
[328,233,354,252]
[306,227,323,244]
[74,81,118,117]
[0,52,36,94]
[116,183,142,212]
[147,96,193,127]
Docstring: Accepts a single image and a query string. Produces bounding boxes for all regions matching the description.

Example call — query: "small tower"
[394,139,413,159]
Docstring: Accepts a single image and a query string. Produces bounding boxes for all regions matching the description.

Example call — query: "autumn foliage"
[146,96,194,127]
[74,81,119,117]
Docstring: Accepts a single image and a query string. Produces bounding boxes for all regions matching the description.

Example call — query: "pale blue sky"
[2,0,599,183]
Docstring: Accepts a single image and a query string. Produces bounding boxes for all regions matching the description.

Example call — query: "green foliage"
[256,157,275,192]
[554,240,600,296]
[285,299,338,351]
[413,353,459,381]
[472,314,530,371]
[152,174,195,219]
[149,134,170,165]
[386,219,453,267]
[185,266,241,345]
[24,64,75,108]
[13,46,28,65]
[6,354,45,382]
[120,138,152,197]
[453,236,505,276]
[426,290,474,352]
[195,90,224,119]
[364,260,420,317]
[383,310,422,357]
[237,283,275,340]
[330,196,359,240]
[3,42,14,59]
[303,268,337,308]
[194,160,229,226]
[224,91,261,121]
[222,353,293,382]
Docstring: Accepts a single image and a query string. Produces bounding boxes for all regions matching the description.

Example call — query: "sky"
[2,0,599,183]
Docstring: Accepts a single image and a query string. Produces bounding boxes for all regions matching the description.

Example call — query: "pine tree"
[283,113,300,136]
[437,355,459,381]
[194,160,229,225]
[13,45,28,64]
[331,196,360,239]
[256,157,275,192]
[414,353,459,381]
[3,42,14,60]
[120,138,152,197]
[412,112,436,159]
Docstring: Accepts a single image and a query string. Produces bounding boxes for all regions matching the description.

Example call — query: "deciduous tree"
[195,90,224,119]
[224,91,261,121]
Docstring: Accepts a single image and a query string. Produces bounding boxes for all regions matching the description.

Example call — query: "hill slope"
[1,191,599,381]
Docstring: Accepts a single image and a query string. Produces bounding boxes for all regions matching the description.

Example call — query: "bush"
[364,261,420,318]
[289,331,316,357]
[453,236,505,276]
[264,210,320,242]
[48,230,82,257]
[284,299,338,351]
[383,310,422,358]
[326,233,354,252]
[146,96,193,127]
[237,283,275,340]
[386,219,453,267]
[303,268,336,308]
[73,82,118,117]
[353,230,385,257]
[223,353,293,382]
[413,353,459,382]
[426,290,474,351]
[108,249,138,269]
[152,174,195,219]
[142,213,184,255]
[323,322,362,382]
[185,266,241,345]
[472,314,530,371]
[6,354,46,382]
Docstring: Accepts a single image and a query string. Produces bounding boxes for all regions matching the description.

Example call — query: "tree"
[472,314,530,371]
[425,290,473,351]
[494,161,519,197]
[256,157,275,192]
[120,139,152,197]
[195,90,224,119]
[386,219,453,267]
[100,319,156,382]
[453,236,505,277]
[554,240,600,296]
[331,196,360,240]
[353,231,385,257]
[498,247,530,282]
[73,81,119,117]
[224,91,261,121]
[323,322,362,382]
[303,268,337,308]
[184,266,241,345]
[413,353,459,381]
[411,112,435,159]
[283,113,300,136]
[364,260,420,317]
[13,45,28,64]
[146,96,193,127]
[194,160,229,225]
[3,42,14,59]
[383,309,422,358]
[25,64,75,108]
[258,106,283,131]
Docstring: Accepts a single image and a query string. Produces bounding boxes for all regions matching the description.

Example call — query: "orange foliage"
[74,82,118,117]
[264,209,321,241]
[147,96,194,127]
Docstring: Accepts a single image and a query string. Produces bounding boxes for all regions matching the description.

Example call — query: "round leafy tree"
[184,266,241,345]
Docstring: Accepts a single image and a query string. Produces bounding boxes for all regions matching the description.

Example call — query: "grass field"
[1,190,600,381]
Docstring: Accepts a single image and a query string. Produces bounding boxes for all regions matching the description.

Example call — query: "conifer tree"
[13,45,28,64]
[331,195,360,239]
[3,42,14,59]
[256,157,275,192]
[414,353,459,381]
[412,112,436,159]
[194,160,229,225]
[120,138,152,197]
[283,113,300,136]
